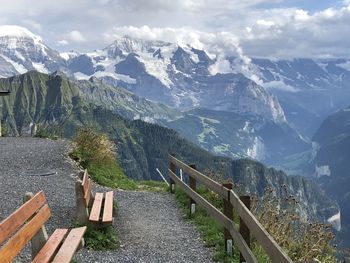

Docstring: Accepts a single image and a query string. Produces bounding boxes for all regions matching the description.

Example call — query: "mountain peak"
[108,35,172,54]
[0,25,42,42]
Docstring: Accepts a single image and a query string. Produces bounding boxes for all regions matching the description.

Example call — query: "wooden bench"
[0,191,86,263]
[75,169,114,227]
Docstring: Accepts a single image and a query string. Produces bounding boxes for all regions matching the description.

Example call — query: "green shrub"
[70,127,136,190]
[83,225,119,250]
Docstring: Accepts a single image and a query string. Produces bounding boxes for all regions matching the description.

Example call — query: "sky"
[0,0,349,59]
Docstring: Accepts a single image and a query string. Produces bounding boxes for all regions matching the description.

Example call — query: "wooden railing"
[168,154,293,263]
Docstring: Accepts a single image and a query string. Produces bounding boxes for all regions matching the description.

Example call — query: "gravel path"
[0,137,214,263]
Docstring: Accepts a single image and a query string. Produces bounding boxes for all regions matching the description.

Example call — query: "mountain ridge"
[0,71,339,227]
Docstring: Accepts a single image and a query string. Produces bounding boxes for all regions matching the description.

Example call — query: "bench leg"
[23,192,49,260]
[78,238,85,250]
[75,181,89,225]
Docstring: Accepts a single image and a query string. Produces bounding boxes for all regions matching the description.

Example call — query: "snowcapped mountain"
[64,36,286,123]
[0,25,66,77]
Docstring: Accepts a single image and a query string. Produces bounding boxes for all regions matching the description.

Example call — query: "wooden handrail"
[169,154,294,263]
[169,155,228,200]
[168,169,257,263]
[229,190,293,263]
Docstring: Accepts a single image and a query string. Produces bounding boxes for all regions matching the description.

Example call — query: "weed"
[83,225,119,251]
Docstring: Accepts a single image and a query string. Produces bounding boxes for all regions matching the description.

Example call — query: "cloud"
[209,56,232,75]
[337,61,350,71]
[263,80,299,93]
[0,0,348,59]
[57,39,69,45]
[67,30,85,42]
[241,5,350,59]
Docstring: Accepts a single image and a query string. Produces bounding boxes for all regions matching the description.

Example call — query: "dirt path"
[0,137,214,263]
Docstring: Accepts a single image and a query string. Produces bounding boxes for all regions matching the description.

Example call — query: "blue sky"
[259,0,343,12]
[0,0,349,59]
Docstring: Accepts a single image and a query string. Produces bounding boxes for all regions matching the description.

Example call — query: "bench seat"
[76,170,114,226]
[0,191,86,263]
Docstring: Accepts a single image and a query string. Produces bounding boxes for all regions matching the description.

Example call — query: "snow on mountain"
[6,27,348,129]
[0,25,65,78]
[62,35,286,123]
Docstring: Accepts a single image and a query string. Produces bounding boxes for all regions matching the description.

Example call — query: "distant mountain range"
[0,70,339,228]
[0,26,314,163]
[1,26,349,142]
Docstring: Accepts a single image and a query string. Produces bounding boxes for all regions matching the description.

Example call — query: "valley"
[1,24,350,253]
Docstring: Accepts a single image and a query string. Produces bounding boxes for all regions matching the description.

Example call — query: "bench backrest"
[0,191,51,262]
[81,170,93,207]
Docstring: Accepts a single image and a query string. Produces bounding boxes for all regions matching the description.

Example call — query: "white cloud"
[67,30,85,42]
[209,56,232,75]
[57,39,69,45]
[0,0,348,59]
[337,61,350,71]
[263,80,299,93]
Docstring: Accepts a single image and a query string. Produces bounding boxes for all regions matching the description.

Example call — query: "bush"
[70,127,136,190]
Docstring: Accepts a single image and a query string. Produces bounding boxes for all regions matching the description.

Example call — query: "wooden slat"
[169,155,228,200]
[52,226,87,263]
[0,191,46,244]
[89,193,103,222]
[102,191,114,223]
[32,229,69,263]
[0,204,51,262]
[229,190,293,263]
[84,178,92,207]
[81,169,88,191]
[169,169,257,263]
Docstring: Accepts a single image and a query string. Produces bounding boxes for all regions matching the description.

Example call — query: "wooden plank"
[229,190,293,263]
[169,155,228,200]
[84,178,92,207]
[240,196,251,263]
[0,204,51,262]
[32,229,69,263]
[102,191,114,223]
[89,193,103,222]
[0,191,46,244]
[169,169,257,263]
[52,226,87,263]
[81,169,88,191]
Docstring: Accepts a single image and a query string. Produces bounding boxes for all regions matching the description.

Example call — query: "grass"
[83,225,119,250]
[174,185,338,263]
[136,180,168,192]
[174,186,240,263]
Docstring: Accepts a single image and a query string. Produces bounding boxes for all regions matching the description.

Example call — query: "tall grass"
[174,184,338,263]
[70,127,136,190]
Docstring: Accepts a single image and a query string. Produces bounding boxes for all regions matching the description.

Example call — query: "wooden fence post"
[223,182,234,256]
[240,195,251,263]
[169,154,176,193]
[189,164,196,215]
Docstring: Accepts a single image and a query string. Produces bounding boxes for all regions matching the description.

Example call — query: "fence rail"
[168,154,293,263]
